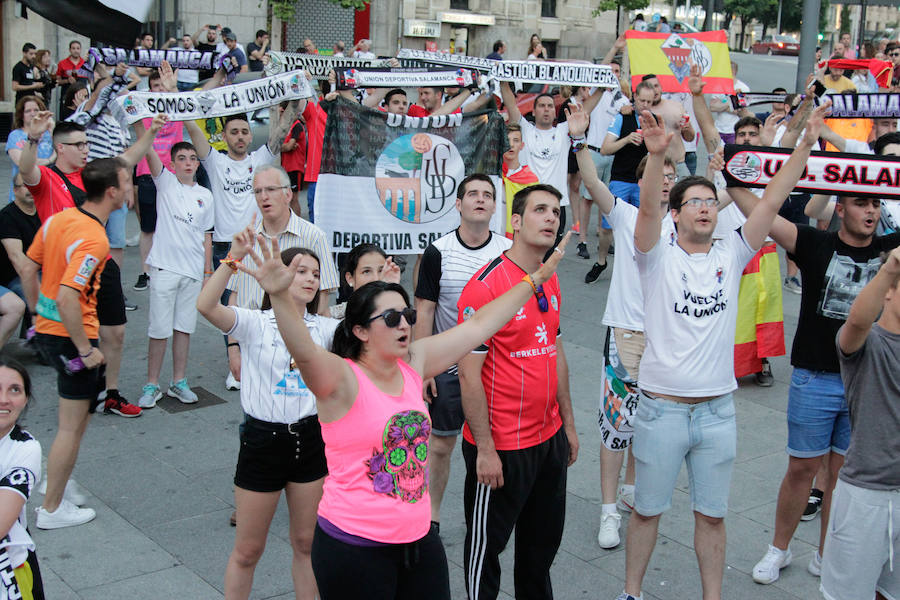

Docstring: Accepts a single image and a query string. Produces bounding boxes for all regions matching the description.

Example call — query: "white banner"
[265,52,390,79]
[490,60,620,87]
[396,49,495,72]
[111,71,314,124]
[336,68,474,89]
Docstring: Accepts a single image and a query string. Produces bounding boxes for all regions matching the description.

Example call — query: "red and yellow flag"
[734,242,786,378]
[625,30,734,94]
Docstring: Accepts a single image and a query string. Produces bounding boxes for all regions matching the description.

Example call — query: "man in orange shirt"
[21,157,133,530]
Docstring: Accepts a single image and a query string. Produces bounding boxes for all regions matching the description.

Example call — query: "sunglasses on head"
[366,307,417,327]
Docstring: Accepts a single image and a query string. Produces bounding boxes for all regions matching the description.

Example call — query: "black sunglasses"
[366,307,417,327]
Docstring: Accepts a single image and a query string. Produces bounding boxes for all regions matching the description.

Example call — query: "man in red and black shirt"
[457,183,578,600]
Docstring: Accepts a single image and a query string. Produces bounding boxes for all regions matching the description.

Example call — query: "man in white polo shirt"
[614,104,827,600]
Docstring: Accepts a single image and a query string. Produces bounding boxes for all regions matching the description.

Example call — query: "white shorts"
[821,478,899,600]
[147,267,202,339]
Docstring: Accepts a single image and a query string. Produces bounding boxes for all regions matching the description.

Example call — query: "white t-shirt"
[602,199,675,331]
[519,119,571,206]
[587,90,630,149]
[711,79,749,134]
[202,145,276,242]
[147,169,215,280]
[637,228,757,397]
[227,308,339,423]
[0,426,40,569]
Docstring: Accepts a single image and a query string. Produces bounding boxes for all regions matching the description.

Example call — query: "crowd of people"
[1,21,899,600]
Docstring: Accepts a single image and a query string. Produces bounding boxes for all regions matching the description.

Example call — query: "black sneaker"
[755,359,774,387]
[133,273,150,291]
[124,297,138,311]
[576,242,590,259]
[585,262,607,284]
[801,488,824,521]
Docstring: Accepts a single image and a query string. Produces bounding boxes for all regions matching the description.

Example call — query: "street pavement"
[3,56,828,598]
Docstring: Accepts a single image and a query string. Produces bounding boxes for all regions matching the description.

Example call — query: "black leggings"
[311,523,450,600]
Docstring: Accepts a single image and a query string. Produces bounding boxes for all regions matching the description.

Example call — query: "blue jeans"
[105,203,128,248]
[306,182,317,223]
[786,368,850,457]
[684,151,697,175]
[633,392,736,518]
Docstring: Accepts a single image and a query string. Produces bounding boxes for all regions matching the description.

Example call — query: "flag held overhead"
[626,30,734,95]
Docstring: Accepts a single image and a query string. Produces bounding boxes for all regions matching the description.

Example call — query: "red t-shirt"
[57,57,87,81]
[302,102,327,183]
[457,253,563,451]
[281,119,307,174]
[26,166,81,223]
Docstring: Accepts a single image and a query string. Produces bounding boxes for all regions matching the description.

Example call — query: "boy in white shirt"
[136,135,214,408]
[615,104,827,600]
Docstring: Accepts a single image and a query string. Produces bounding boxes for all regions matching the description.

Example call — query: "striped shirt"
[227,307,339,423]
[227,211,340,309]
[69,105,131,161]
[415,229,512,335]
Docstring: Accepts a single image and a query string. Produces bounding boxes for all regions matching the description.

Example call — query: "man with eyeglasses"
[457,184,578,600]
[887,43,900,87]
[613,106,826,600]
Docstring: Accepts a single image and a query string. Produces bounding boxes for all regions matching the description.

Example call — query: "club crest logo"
[374,133,464,224]
[660,34,713,83]
[726,151,763,184]
[123,95,138,115]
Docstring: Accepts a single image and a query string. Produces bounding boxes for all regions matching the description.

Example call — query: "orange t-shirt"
[27,207,109,339]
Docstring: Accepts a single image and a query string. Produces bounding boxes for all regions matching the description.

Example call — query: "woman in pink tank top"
[234,233,571,599]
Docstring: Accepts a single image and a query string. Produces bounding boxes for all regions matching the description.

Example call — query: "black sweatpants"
[462,427,569,600]
[311,523,450,600]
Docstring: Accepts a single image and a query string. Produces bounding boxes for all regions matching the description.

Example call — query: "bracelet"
[204,270,214,275]
[570,138,587,153]
[221,253,239,271]
[522,273,538,295]
[227,342,240,349]
[79,348,94,358]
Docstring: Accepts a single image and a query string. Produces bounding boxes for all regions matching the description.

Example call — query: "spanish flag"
[626,30,734,95]
[734,242,786,378]
[502,165,540,239]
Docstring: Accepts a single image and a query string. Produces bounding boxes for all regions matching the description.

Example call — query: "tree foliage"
[270,0,368,22]
[593,0,650,18]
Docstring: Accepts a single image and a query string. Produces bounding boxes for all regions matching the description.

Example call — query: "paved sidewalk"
[1,154,824,599]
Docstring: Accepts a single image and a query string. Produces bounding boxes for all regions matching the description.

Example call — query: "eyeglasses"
[253,185,289,197]
[890,52,900,57]
[663,174,678,182]
[60,141,89,150]
[680,197,719,209]
[534,284,549,312]
[366,307,417,328]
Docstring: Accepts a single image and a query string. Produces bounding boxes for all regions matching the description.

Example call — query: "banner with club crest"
[315,97,508,253]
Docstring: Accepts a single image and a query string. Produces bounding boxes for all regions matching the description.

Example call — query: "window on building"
[542,40,557,58]
[450,0,469,9]
[541,0,556,17]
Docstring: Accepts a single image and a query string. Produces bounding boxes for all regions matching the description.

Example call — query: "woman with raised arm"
[197,226,338,600]
[236,231,571,599]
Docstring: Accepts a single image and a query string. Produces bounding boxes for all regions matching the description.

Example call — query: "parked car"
[514,83,564,117]
[751,35,800,56]
[646,20,700,33]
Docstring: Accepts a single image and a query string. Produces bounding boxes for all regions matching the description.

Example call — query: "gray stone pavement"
[0,153,826,599]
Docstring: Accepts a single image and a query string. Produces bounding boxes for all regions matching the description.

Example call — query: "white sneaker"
[808,551,821,577]
[597,511,622,549]
[616,486,635,513]
[167,379,198,404]
[614,592,643,600]
[753,544,792,584]
[138,383,162,409]
[225,372,241,391]
[37,479,87,505]
[35,499,96,529]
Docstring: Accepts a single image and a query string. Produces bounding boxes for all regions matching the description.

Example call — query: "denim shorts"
[786,368,850,457]
[105,203,128,249]
[632,392,737,518]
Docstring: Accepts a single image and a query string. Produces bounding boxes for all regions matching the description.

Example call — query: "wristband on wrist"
[221,253,239,271]
[79,348,94,358]
[522,273,538,295]
[227,342,240,349]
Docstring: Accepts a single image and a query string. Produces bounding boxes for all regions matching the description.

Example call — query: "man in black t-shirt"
[246,30,268,72]
[0,175,41,300]
[730,188,900,585]
[193,25,221,80]
[12,43,42,104]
